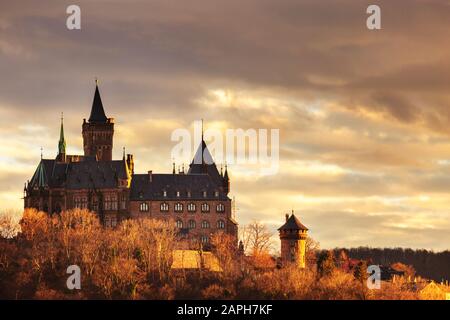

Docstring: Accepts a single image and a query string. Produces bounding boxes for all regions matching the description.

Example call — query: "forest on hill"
[333,247,450,283]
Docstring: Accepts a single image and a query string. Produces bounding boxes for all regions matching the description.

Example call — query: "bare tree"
[240,221,273,256]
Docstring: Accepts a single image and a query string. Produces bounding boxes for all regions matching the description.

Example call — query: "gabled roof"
[88,84,108,123]
[278,214,308,231]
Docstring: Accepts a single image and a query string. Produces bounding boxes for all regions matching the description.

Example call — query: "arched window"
[139,202,149,212]
[176,219,183,228]
[160,202,169,212]
[200,235,209,244]
[188,220,196,229]
[187,203,196,212]
[216,203,225,213]
[217,220,225,229]
[201,203,210,213]
[201,220,210,229]
[174,202,183,212]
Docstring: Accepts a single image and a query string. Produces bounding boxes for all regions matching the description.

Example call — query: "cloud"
[0,0,450,250]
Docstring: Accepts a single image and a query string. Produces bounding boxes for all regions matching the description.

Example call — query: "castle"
[23,82,238,247]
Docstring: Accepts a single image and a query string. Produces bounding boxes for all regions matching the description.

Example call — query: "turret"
[278,212,308,268]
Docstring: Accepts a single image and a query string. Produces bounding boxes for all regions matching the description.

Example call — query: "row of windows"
[162,190,220,198]
[139,202,225,213]
[175,219,226,230]
[73,195,127,210]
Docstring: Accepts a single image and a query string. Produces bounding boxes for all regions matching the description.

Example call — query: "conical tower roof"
[278,214,308,231]
[88,81,108,123]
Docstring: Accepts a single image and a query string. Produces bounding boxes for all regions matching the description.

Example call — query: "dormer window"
[176,191,180,197]
[214,191,219,197]
[187,191,191,198]
[163,191,167,197]
[203,191,207,198]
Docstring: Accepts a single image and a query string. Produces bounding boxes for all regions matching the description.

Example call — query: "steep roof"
[28,159,129,190]
[88,84,108,123]
[29,160,48,188]
[188,140,223,185]
[130,173,228,200]
[278,214,308,231]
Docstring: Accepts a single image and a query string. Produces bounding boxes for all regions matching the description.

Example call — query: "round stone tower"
[278,212,308,268]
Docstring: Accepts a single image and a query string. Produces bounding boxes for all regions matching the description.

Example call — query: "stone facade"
[278,213,308,268]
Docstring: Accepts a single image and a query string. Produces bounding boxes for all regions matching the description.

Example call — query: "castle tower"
[82,81,114,161]
[278,212,308,268]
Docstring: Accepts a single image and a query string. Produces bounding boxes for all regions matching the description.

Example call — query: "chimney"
[285,214,289,222]
[148,170,153,182]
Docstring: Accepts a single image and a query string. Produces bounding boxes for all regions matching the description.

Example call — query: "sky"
[1,0,450,251]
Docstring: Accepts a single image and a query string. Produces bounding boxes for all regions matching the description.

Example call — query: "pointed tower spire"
[89,79,108,123]
[123,146,126,160]
[58,112,66,156]
[223,162,230,194]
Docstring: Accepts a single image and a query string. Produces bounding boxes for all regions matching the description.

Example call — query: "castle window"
[104,195,111,210]
[111,195,118,210]
[74,196,81,208]
[201,203,210,213]
[187,191,191,198]
[160,202,169,212]
[174,202,183,212]
[92,196,99,211]
[104,215,117,228]
[214,191,219,197]
[176,191,180,197]
[201,220,210,229]
[163,190,167,197]
[203,191,207,198]
[81,196,88,209]
[200,235,209,244]
[216,203,225,213]
[217,220,225,229]
[121,194,127,210]
[188,220,196,229]
[140,202,149,212]
[187,203,196,213]
[176,219,183,228]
